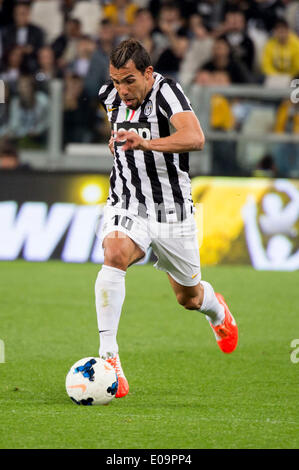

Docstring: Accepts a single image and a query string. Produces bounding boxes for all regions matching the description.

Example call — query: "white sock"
[198,280,225,326]
[95,265,126,358]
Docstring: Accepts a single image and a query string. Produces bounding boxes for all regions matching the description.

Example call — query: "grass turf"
[0,260,298,449]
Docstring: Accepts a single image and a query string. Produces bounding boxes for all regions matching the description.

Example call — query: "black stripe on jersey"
[109,165,118,205]
[111,92,121,123]
[163,153,186,221]
[140,98,166,223]
[110,93,131,209]
[157,85,190,175]
[143,152,166,222]
[100,82,119,205]
[156,91,186,221]
[162,78,191,111]
[114,148,131,209]
[98,80,114,112]
[179,152,189,173]
[124,149,147,217]
[156,87,173,120]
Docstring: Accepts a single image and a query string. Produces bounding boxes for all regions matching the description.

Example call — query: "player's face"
[110,60,154,110]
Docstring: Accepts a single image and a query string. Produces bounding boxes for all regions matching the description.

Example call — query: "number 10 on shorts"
[113,215,134,231]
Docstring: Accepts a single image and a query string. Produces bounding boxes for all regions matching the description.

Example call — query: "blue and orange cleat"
[105,353,129,398]
[208,293,238,354]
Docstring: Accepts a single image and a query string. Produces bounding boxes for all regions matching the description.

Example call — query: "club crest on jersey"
[113,122,151,146]
[144,100,153,116]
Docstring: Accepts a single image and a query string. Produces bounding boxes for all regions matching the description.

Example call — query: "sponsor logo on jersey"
[113,122,151,146]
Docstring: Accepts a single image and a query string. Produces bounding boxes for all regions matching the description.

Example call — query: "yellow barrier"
[191,177,299,269]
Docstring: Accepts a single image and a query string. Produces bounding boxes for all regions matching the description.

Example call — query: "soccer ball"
[65,357,118,406]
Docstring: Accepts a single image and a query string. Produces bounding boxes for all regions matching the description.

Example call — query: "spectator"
[2,1,45,73]
[153,1,189,58]
[83,21,114,100]
[131,8,159,62]
[211,70,236,131]
[63,73,93,146]
[215,9,255,72]
[272,97,299,176]
[96,18,117,58]
[201,37,253,83]
[211,70,240,175]
[0,83,10,138]
[51,17,82,70]
[155,33,189,80]
[0,138,30,170]
[195,0,226,31]
[149,0,199,21]
[103,0,139,39]
[1,45,24,95]
[65,35,99,137]
[194,67,213,86]
[222,0,250,18]
[7,74,50,145]
[35,46,61,94]
[67,35,96,79]
[194,69,236,131]
[261,18,299,79]
[246,0,286,33]
[179,13,214,87]
[194,69,239,175]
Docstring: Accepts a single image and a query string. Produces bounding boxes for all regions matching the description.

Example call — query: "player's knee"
[104,246,129,270]
[176,293,199,310]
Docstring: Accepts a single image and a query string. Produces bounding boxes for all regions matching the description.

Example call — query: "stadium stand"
[0,0,299,177]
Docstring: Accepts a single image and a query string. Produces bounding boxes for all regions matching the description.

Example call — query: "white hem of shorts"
[154,263,201,287]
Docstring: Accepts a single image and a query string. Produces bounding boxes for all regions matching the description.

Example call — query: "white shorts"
[100,205,201,287]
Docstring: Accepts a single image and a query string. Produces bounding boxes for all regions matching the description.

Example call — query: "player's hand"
[108,134,115,156]
[114,130,150,152]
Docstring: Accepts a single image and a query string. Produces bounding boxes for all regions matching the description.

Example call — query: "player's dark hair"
[110,39,152,73]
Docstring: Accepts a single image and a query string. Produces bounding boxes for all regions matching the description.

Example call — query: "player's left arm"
[115,111,205,153]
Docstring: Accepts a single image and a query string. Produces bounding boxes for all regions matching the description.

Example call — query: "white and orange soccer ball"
[65,357,118,406]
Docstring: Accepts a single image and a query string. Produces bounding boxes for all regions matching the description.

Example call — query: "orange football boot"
[105,354,129,398]
[208,293,238,353]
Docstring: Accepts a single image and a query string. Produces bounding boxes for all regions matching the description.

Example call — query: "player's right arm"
[116,111,204,153]
[149,110,205,153]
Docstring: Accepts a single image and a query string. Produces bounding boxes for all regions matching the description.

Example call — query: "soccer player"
[96,39,238,398]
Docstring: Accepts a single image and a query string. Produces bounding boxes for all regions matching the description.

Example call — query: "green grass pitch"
[0,260,298,449]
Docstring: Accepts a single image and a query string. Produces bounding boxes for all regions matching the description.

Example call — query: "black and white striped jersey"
[98,72,195,223]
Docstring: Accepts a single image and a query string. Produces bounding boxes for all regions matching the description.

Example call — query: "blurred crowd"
[1,0,299,176]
